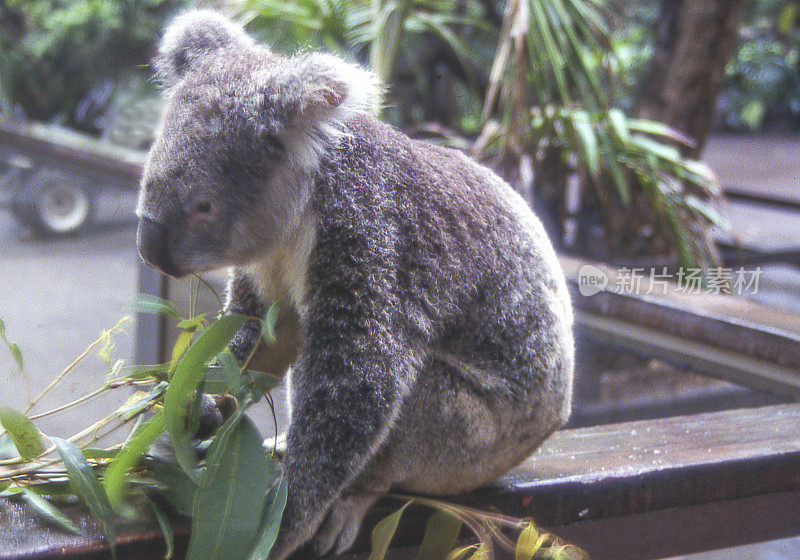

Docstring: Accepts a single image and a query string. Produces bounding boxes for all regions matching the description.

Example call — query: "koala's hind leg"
[310,356,565,555]
[387,355,566,496]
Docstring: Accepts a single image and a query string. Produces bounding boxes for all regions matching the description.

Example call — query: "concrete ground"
[0,191,140,443]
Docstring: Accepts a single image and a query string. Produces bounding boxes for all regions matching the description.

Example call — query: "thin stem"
[28,385,110,420]
[24,316,129,414]
[192,273,224,310]
[388,493,529,529]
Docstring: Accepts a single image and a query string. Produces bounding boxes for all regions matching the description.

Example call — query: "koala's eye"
[191,199,216,221]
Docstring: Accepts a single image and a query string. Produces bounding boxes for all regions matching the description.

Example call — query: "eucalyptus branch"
[24,316,130,415]
[28,385,111,420]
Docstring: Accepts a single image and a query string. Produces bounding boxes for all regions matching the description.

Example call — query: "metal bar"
[561,256,800,371]
[724,186,800,211]
[575,309,800,399]
[134,262,169,367]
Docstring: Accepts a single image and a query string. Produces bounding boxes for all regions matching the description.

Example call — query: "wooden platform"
[2,403,799,560]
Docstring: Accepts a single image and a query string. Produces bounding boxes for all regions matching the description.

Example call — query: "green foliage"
[52,437,117,556]
[0,407,44,460]
[477,0,725,268]
[249,476,288,560]
[163,314,247,479]
[0,317,24,373]
[104,411,165,509]
[415,509,462,560]
[21,487,82,535]
[0,304,589,560]
[367,502,412,560]
[723,1,800,131]
[187,413,281,560]
[0,0,185,130]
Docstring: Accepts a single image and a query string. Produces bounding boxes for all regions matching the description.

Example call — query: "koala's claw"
[312,493,379,557]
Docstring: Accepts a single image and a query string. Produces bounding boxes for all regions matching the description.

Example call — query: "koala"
[136,11,574,560]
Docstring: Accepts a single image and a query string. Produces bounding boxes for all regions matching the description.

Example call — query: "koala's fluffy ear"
[155,10,254,88]
[292,53,380,118]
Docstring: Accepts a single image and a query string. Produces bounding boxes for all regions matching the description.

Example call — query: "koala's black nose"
[137,217,181,277]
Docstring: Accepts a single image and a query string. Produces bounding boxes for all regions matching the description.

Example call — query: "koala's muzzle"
[137,217,182,277]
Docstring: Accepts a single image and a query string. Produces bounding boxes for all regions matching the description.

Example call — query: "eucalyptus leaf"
[116,382,167,419]
[217,348,245,393]
[82,448,120,460]
[148,461,198,517]
[8,342,23,371]
[163,314,247,479]
[516,523,546,560]
[145,494,175,560]
[130,294,182,320]
[447,545,478,560]
[21,488,82,536]
[187,413,279,560]
[261,303,281,345]
[104,412,166,510]
[0,406,44,460]
[366,502,411,560]
[52,437,116,557]
[248,476,288,560]
[415,510,462,560]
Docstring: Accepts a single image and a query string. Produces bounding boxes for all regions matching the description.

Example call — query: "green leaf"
[131,294,182,320]
[9,342,23,371]
[247,372,283,401]
[149,461,198,517]
[21,488,82,536]
[607,109,629,143]
[82,448,120,460]
[187,413,280,560]
[52,437,117,557]
[516,523,547,560]
[116,363,171,381]
[415,510,462,560]
[367,502,411,560]
[447,546,478,560]
[248,476,288,560]
[261,303,281,345]
[218,349,245,393]
[569,112,601,180]
[178,314,207,332]
[104,412,166,510]
[0,317,5,338]
[0,407,44,460]
[116,382,167,419]
[163,314,247,479]
[170,330,195,368]
[145,494,175,560]
[627,119,694,148]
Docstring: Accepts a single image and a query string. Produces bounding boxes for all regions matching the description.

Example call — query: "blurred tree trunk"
[636,0,747,157]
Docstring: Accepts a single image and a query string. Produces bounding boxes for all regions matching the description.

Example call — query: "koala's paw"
[196,393,237,439]
[311,492,379,557]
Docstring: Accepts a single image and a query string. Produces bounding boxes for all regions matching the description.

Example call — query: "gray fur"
[137,11,574,560]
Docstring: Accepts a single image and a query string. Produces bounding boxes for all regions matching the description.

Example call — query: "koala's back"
[313,113,574,409]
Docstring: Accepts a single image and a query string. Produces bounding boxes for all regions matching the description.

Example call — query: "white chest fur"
[244,208,317,316]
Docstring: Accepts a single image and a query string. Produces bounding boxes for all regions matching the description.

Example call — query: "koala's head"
[137,10,377,277]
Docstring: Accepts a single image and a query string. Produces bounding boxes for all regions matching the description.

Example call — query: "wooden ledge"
[2,404,799,560]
